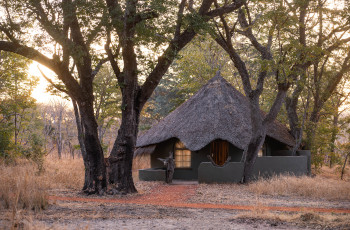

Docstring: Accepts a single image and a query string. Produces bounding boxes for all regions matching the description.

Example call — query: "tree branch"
[175,0,187,38]
[319,50,350,107]
[135,10,159,24]
[238,9,271,60]
[0,41,83,100]
[205,0,246,18]
[91,57,110,79]
[138,0,221,107]
[38,66,69,95]
[86,11,108,47]
[29,0,74,50]
[0,41,58,71]
[105,28,122,83]
[263,87,287,125]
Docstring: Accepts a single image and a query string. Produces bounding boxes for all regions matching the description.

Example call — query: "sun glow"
[29,62,65,104]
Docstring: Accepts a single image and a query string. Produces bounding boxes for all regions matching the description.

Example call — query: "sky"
[29,61,67,104]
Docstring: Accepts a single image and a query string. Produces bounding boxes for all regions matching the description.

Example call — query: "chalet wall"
[150,139,244,180]
[198,156,308,183]
[144,139,310,182]
[139,168,166,181]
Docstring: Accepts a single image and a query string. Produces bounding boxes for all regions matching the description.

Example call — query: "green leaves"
[0,52,44,163]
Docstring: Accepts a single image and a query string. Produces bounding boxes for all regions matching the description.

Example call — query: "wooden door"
[210,140,229,166]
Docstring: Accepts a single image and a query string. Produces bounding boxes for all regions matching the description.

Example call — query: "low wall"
[271,150,311,176]
[198,156,308,183]
[297,150,311,175]
[252,156,308,178]
[139,168,166,181]
[198,162,243,183]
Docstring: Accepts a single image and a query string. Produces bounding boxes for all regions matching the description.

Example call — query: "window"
[210,140,229,166]
[174,140,191,168]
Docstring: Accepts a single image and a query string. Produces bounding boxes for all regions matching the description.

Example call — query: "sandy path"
[48,184,350,214]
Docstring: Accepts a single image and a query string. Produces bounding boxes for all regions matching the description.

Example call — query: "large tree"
[1,0,111,194]
[105,0,245,193]
[0,0,245,193]
[211,0,307,182]
[283,0,350,153]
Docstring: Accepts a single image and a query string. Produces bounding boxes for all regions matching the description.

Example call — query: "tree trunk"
[108,96,139,194]
[329,113,339,168]
[80,102,107,194]
[241,88,288,183]
[73,99,106,193]
[72,99,92,190]
[341,152,349,180]
[242,130,266,183]
[57,109,63,159]
[305,106,320,150]
[241,97,266,183]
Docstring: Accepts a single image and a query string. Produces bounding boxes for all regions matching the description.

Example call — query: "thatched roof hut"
[136,73,294,154]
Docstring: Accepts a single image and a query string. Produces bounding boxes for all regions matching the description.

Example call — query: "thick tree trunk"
[305,107,320,150]
[72,99,93,191]
[241,88,288,183]
[109,96,139,194]
[242,130,266,183]
[78,100,107,194]
[242,98,266,183]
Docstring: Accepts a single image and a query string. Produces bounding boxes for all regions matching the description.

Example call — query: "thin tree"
[211,1,297,182]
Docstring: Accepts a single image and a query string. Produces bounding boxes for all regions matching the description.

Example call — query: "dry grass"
[0,156,84,211]
[0,159,48,211]
[42,156,84,190]
[248,174,350,201]
[235,210,350,229]
[319,165,350,181]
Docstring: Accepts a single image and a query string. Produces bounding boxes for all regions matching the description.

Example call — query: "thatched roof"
[134,144,156,156]
[136,73,295,151]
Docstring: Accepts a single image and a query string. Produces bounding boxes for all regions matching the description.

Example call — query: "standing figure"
[158,152,175,183]
[165,156,175,183]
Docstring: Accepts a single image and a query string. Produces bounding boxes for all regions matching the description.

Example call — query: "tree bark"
[242,89,287,183]
[304,104,321,150]
[109,106,140,193]
[329,113,338,168]
[57,109,63,159]
[341,152,349,180]
[78,100,107,194]
[72,99,93,191]
[242,97,266,182]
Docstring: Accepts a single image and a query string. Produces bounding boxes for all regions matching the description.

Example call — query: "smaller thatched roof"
[136,73,295,152]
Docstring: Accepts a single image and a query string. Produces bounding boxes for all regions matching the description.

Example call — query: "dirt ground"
[1,181,350,230]
[0,202,318,230]
[190,183,350,210]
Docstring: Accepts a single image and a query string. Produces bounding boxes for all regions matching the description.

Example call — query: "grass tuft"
[248,174,350,200]
[42,156,84,190]
[0,159,48,211]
